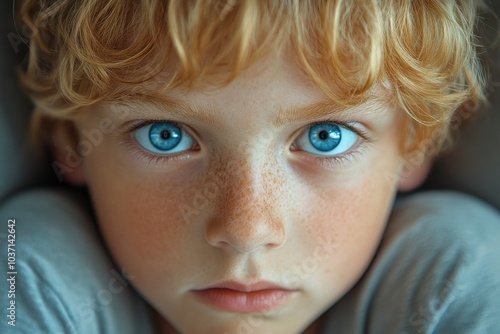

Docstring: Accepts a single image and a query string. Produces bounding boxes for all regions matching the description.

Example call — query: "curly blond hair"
[19,0,489,157]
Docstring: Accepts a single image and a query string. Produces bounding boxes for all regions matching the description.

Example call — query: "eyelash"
[121,141,193,165]
[295,143,368,169]
[119,118,373,167]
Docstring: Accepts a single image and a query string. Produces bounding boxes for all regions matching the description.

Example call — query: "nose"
[205,158,287,254]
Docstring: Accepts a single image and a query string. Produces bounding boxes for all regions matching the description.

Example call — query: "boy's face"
[74,55,405,333]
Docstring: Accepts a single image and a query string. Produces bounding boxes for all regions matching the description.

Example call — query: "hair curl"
[19,0,489,157]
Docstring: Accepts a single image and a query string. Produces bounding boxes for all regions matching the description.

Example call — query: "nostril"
[222,241,263,254]
[209,237,274,254]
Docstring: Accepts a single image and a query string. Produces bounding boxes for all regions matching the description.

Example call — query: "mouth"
[192,280,296,313]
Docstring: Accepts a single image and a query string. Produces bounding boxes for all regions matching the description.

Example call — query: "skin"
[64,55,418,333]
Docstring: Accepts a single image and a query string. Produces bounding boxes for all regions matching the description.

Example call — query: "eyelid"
[299,145,369,170]
[119,119,187,136]
[305,118,372,142]
[118,118,371,141]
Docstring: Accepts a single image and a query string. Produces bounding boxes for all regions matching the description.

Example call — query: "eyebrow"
[273,101,350,126]
[112,95,223,126]
[112,94,373,127]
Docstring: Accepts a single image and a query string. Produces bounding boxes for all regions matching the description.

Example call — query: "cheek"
[83,144,201,287]
[292,156,400,294]
[300,181,393,256]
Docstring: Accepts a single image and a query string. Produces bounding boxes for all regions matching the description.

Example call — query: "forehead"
[103,56,393,126]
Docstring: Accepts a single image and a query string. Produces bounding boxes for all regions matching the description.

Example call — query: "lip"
[193,281,295,313]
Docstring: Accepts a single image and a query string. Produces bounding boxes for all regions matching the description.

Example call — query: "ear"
[398,158,432,192]
[51,122,86,186]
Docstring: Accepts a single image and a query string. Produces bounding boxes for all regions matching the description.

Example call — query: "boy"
[6,0,500,333]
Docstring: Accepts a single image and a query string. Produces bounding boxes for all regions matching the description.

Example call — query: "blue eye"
[296,123,358,157]
[134,122,195,154]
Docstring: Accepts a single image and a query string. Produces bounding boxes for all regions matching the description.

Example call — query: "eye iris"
[309,124,341,151]
[149,123,182,151]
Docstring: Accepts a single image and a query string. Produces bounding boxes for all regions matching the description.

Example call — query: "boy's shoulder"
[0,188,155,334]
[320,190,500,334]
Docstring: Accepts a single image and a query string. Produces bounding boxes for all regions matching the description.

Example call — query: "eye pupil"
[309,124,341,152]
[161,130,171,140]
[318,130,329,140]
